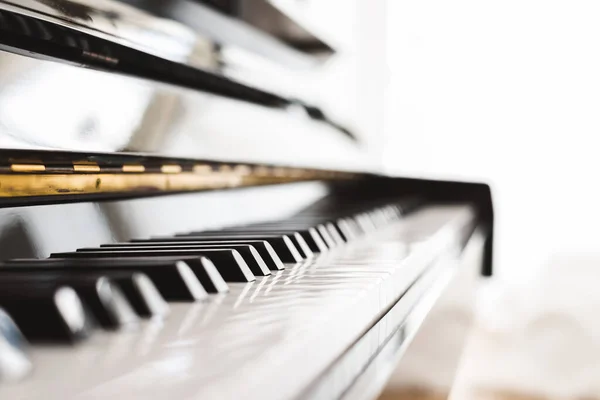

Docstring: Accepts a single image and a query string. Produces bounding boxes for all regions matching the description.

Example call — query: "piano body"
[0,1,494,399]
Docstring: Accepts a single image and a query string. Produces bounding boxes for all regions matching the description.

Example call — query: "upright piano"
[0,1,494,399]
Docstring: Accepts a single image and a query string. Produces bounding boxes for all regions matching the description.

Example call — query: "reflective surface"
[0,181,329,259]
[0,205,475,399]
[0,308,31,382]
[0,50,365,169]
[0,0,364,168]
[369,231,484,400]
[0,0,209,65]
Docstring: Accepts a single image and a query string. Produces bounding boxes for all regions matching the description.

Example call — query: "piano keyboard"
[0,200,475,399]
[0,1,493,397]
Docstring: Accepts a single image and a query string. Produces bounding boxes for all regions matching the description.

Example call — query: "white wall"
[384,1,600,397]
[384,0,600,280]
[266,0,389,165]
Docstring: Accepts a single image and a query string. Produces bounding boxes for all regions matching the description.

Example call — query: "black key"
[58,249,254,283]
[173,234,302,263]
[297,222,346,245]
[174,256,229,293]
[187,230,315,258]
[4,258,208,301]
[0,282,92,343]
[106,273,170,319]
[279,226,331,251]
[129,239,285,271]
[285,224,341,246]
[208,227,328,253]
[275,219,349,242]
[99,244,271,277]
[65,276,139,330]
[0,274,138,330]
[0,308,31,382]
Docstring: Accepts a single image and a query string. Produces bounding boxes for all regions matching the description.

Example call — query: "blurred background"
[383,1,600,399]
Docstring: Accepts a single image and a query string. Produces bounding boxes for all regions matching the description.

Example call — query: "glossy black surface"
[174,234,303,263]
[196,228,320,256]
[2,258,209,301]
[0,178,494,276]
[0,268,168,319]
[277,225,332,249]
[0,8,290,107]
[0,273,139,329]
[0,282,92,343]
[0,2,355,141]
[119,0,333,66]
[63,248,256,282]
[110,272,170,318]
[127,239,285,271]
[189,0,334,55]
[97,243,271,277]
[0,0,365,171]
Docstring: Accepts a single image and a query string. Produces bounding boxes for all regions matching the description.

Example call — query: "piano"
[0,1,494,399]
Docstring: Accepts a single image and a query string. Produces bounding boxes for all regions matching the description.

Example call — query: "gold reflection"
[10,164,46,172]
[193,165,212,174]
[0,166,356,198]
[161,165,182,174]
[73,163,100,172]
[122,165,146,173]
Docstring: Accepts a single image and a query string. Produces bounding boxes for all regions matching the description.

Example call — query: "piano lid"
[0,0,334,68]
[120,0,336,66]
[0,1,366,170]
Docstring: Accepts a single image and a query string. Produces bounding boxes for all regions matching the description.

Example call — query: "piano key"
[108,273,170,319]
[174,256,229,293]
[314,226,336,248]
[5,258,209,301]
[127,239,285,271]
[68,276,139,330]
[370,209,391,228]
[1,270,169,320]
[356,213,376,233]
[0,308,31,382]
[204,227,328,253]
[282,223,344,248]
[59,249,255,283]
[345,217,365,236]
[194,230,316,257]
[0,283,92,343]
[325,223,346,245]
[0,274,139,330]
[173,234,303,263]
[388,204,403,218]
[259,219,349,244]
[99,244,271,277]
[254,226,330,251]
[373,208,393,226]
[336,218,359,241]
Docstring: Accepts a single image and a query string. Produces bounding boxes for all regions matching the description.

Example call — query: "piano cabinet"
[0,1,494,398]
